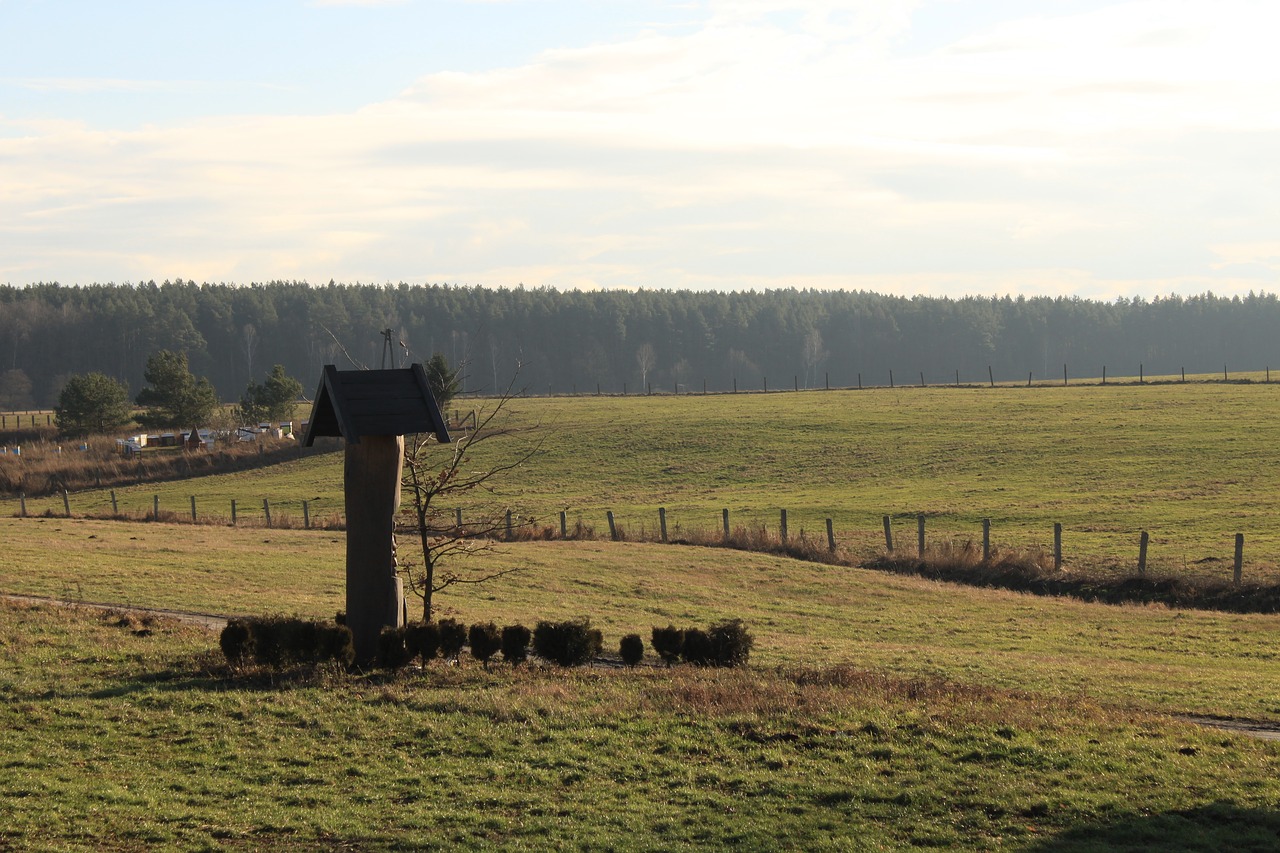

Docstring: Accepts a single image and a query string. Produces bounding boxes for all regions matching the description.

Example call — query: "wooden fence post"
[455,507,463,531]
[303,500,311,530]
[919,372,925,388]
[780,509,788,543]
[982,518,991,562]
[190,495,197,522]
[825,518,835,553]
[263,498,272,528]
[1234,533,1244,585]
[153,495,159,521]
[1027,372,1033,387]
[1102,366,1106,385]
[659,507,668,543]
[889,370,894,388]
[917,514,926,558]
[506,509,514,541]
[63,490,71,518]
[1054,523,1063,570]
[607,511,618,541]
[559,510,567,538]
[1140,363,1144,384]
[231,499,237,526]
[1138,531,1149,576]
[1063,364,1068,386]
[19,492,26,517]
[988,366,994,387]
[722,508,730,539]
[883,515,893,552]
[110,490,118,515]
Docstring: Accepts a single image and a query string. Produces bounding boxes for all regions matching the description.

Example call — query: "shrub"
[651,625,684,665]
[501,624,531,665]
[468,622,502,666]
[681,627,712,666]
[376,626,412,670]
[219,619,255,664]
[404,621,440,663]
[707,618,753,667]
[437,618,467,660]
[319,624,356,668]
[533,618,600,667]
[619,633,645,667]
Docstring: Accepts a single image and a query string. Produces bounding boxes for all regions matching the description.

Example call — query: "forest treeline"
[1,281,1277,407]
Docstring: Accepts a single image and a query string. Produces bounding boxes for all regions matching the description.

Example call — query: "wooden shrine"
[302,364,451,665]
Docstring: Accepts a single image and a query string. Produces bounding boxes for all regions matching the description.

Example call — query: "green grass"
[4,600,1280,851]
[9,383,1280,582]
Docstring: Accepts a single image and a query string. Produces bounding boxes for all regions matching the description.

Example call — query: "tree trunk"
[345,435,405,666]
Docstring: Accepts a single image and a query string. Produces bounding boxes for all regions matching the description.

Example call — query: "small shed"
[302,364,451,665]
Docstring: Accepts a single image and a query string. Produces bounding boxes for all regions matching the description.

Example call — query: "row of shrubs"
[219,615,754,672]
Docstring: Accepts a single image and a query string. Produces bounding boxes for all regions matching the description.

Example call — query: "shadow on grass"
[1027,802,1280,852]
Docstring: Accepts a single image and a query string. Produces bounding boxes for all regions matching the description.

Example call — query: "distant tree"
[135,350,219,429]
[55,372,132,436]
[636,343,656,390]
[0,368,34,410]
[238,364,303,424]
[424,352,460,408]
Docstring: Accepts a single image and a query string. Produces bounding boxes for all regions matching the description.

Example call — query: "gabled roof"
[301,364,452,446]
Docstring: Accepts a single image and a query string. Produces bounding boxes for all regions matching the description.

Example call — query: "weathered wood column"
[345,433,405,664]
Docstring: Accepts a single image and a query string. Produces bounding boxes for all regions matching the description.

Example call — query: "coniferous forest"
[1,281,1278,408]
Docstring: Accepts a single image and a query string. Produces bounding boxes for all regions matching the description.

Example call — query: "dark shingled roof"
[301,364,451,446]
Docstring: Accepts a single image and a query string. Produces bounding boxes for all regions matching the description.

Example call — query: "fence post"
[883,515,893,553]
[1054,523,1063,570]
[982,518,991,562]
[560,510,567,538]
[231,499,237,526]
[988,366,994,387]
[263,498,272,528]
[153,495,159,521]
[63,490,71,518]
[607,511,618,541]
[1140,363,1144,384]
[1102,366,1106,385]
[920,372,925,388]
[1027,371,1033,387]
[303,500,311,530]
[889,370,894,388]
[917,514,926,558]
[858,373,862,390]
[1234,533,1244,585]
[19,492,26,517]
[722,508,730,539]
[455,507,463,531]
[780,509,788,543]
[1063,364,1068,386]
[1138,531,1149,576]
[826,518,835,553]
[659,507,668,543]
[506,509,513,541]
[110,490,118,515]
[190,495,197,522]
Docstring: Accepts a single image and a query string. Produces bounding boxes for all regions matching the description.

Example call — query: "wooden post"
[1102,365,1106,385]
[826,518,835,553]
[857,373,862,390]
[303,500,311,530]
[659,507,667,542]
[63,490,71,518]
[722,508,730,538]
[733,378,737,393]
[263,498,272,528]
[559,510,567,538]
[455,507,463,531]
[982,518,991,561]
[1027,371,1033,387]
[988,366,995,387]
[1063,364,1068,386]
[825,372,828,391]
[763,377,768,392]
[883,515,893,552]
[110,490,118,515]
[607,511,618,541]
[889,370,894,388]
[19,492,26,517]
[1224,364,1228,381]
[1234,533,1244,585]
[919,372,925,388]
[1140,363,1144,384]
[1182,367,1187,383]
[917,514,925,558]
[1054,523,1063,570]
[794,375,798,392]
[780,509,788,543]
[231,499,237,526]
[153,495,159,521]
[1138,531,1149,576]
[190,495,197,522]
[955,369,960,387]
[344,434,406,666]
[506,509,513,541]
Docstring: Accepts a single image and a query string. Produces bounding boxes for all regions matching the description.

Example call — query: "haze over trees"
[3,281,1280,407]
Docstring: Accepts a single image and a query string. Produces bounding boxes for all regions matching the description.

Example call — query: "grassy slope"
[9,382,1280,579]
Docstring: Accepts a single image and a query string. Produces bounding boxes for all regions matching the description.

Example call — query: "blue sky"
[2,0,1278,298]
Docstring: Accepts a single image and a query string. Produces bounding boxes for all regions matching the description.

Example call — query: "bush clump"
[376,626,413,670]
[619,633,645,667]
[218,616,354,669]
[707,618,753,667]
[404,621,440,664]
[468,622,502,667]
[437,618,468,661]
[681,627,713,666]
[533,618,602,667]
[501,624,532,665]
[651,625,684,664]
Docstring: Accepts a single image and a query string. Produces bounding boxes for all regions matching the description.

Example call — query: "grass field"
[9,382,1280,583]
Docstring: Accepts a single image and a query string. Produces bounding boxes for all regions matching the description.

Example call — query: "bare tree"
[802,328,827,389]
[636,342,656,390]
[398,373,544,622]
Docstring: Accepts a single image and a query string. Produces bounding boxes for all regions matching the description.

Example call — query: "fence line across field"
[0,491,1267,586]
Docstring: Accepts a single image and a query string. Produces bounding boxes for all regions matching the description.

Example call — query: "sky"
[2,0,1278,299]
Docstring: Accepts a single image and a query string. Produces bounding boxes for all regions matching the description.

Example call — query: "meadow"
[5,381,1280,849]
